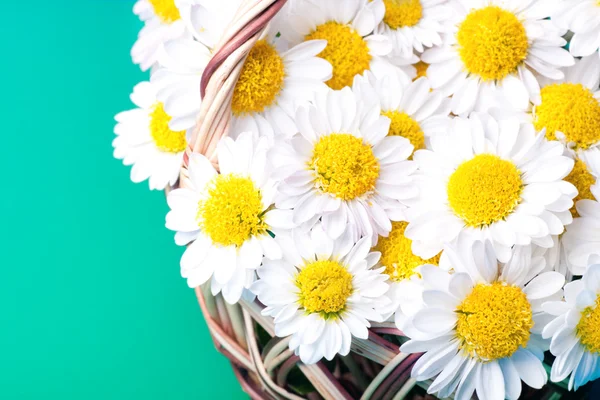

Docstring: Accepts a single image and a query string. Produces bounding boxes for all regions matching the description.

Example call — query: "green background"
[0,1,246,398]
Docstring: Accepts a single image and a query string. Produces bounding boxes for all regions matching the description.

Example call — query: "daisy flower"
[422,0,574,115]
[281,0,410,91]
[152,29,331,138]
[406,113,577,263]
[352,71,451,154]
[251,224,390,364]
[562,149,600,275]
[131,0,189,71]
[113,81,189,190]
[532,55,600,155]
[375,0,452,59]
[273,87,418,241]
[401,238,565,400]
[165,132,293,304]
[543,262,600,391]
[552,0,600,58]
[372,221,442,330]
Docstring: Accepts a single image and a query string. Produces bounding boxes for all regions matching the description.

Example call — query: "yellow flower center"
[148,0,181,23]
[383,0,423,29]
[456,282,533,361]
[197,174,268,247]
[149,103,187,153]
[414,61,429,79]
[577,294,600,354]
[305,22,372,90]
[457,6,529,81]
[296,260,353,316]
[374,221,440,282]
[565,158,597,217]
[535,83,600,150]
[231,40,286,116]
[382,110,425,153]
[309,134,380,200]
[447,154,523,227]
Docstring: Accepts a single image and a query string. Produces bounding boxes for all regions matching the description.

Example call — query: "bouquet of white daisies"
[114,0,600,399]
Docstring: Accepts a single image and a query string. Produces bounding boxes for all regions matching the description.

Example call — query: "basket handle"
[181,0,287,177]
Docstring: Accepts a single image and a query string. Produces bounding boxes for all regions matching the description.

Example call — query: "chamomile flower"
[165,132,293,304]
[552,0,600,58]
[543,262,600,391]
[373,221,442,329]
[532,55,600,155]
[175,0,243,49]
[273,87,418,241]
[375,0,452,59]
[152,32,331,137]
[406,113,577,263]
[131,0,189,71]
[352,72,451,153]
[251,224,390,364]
[562,150,600,275]
[282,0,411,90]
[113,81,189,190]
[422,0,574,115]
[401,239,565,400]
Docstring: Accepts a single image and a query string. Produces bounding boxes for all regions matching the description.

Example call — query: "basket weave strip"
[181,1,424,398]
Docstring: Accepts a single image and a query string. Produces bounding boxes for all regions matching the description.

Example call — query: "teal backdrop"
[0,1,246,398]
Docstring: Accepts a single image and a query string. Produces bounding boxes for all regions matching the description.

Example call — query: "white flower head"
[407,112,577,263]
[131,0,190,71]
[375,0,453,59]
[251,224,390,365]
[422,0,574,115]
[175,0,244,49]
[562,152,600,275]
[113,81,189,190]
[402,238,565,400]
[543,261,600,391]
[152,25,332,139]
[553,0,600,58]
[165,132,294,304]
[531,55,600,155]
[371,220,443,329]
[352,71,451,152]
[273,87,419,241]
[151,0,333,138]
[281,0,411,91]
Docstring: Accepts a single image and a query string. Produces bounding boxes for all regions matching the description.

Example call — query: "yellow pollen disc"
[382,0,423,29]
[231,40,286,116]
[197,174,267,247]
[457,6,529,81]
[296,260,353,316]
[309,134,380,200]
[305,22,372,90]
[382,110,425,153]
[414,61,429,79]
[564,159,597,217]
[576,294,600,354]
[148,0,181,23]
[534,83,600,150]
[149,103,187,153]
[447,154,523,227]
[456,282,533,361]
[374,221,440,282]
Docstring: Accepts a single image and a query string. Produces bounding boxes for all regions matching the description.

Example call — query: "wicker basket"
[175,1,560,399]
